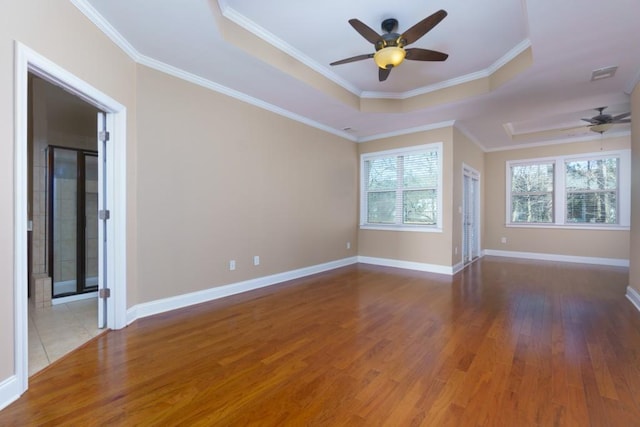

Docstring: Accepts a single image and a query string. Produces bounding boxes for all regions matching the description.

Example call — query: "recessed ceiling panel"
[82,0,639,149]
[222,0,529,93]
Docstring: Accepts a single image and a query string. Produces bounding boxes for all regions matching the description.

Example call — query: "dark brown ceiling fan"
[581,107,631,133]
[330,9,449,82]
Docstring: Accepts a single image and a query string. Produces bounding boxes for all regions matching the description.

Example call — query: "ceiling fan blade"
[581,118,599,124]
[401,9,447,46]
[405,48,448,62]
[330,53,374,66]
[379,67,392,82]
[348,19,382,45]
[612,119,631,124]
[611,112,631,121]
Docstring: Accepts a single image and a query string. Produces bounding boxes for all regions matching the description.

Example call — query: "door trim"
[11,41,128,403]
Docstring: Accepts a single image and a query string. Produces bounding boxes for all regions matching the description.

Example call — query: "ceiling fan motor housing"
[381,18,398,34]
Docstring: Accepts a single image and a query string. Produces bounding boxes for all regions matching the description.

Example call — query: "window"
[565,158,618,224]
[510,162,554,223]
[361,143,442,231]
[507,150,630,228]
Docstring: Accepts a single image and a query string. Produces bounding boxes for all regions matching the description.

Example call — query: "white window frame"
[360,143,443,232]
[506,149,630,230]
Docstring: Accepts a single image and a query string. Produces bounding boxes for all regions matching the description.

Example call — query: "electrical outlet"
[346,241,351,250]
[229,260,236,271]
[501,237,507,244]
[455,247,458,255]
[254,255,260,266]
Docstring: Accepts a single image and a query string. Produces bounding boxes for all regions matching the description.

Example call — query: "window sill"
[506,223,630,231]
[360,224,443,233]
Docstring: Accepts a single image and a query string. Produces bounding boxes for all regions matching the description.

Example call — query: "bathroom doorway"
[13,43,128,399]
[27,75,103,375]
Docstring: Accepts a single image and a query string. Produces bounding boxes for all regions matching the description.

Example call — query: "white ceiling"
[79,0,639,150]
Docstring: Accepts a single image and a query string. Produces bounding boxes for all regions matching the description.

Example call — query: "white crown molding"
[219,0,532,102]
[127,257,358,324]
[136,55,356,141]
[72,0,358,143]
[218,2,362,96]
[625,66,640,95]
[483,249,629,267]
[485,128,631,152]
[357,120,455,143]
[70,0,140,62]
[362,39,532,100]
[217,0,231,11]
[487,39,532,75]
[453,121,488,152]
[71,0,535,147]
[363,69,490,100]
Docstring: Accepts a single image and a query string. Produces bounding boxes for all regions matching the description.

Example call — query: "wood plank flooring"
[2,257,639,426]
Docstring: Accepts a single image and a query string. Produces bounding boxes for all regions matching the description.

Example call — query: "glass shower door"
[50,147,99,298]
[52,148,78,297]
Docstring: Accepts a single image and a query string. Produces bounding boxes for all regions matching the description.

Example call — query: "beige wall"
[357,127,454,266]
[1,0,137,384]
[135,65,358,302]
[629,83,640,292]
[1,0,357,391]
[484,136,631,260]
[1,0,635,402]
[452,128,485,266]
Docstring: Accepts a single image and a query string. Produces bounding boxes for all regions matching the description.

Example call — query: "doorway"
[13,42,128,399]
[462,165,480,265]
[27,76,103,375]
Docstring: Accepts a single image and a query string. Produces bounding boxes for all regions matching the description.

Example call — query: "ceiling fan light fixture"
[374,46,406,69]
[590,123,613,134]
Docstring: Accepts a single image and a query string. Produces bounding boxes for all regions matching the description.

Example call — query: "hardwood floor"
[2,257,639,426]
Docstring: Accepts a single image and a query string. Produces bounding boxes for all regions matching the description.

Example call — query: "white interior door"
[462,166,480,264]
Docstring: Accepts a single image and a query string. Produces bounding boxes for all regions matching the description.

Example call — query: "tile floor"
[28,298,104,376]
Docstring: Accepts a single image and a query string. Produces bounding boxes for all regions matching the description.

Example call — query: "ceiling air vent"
[590,66,617,81]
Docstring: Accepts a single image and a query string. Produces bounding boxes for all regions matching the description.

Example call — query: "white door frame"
[12,42,128,400]
[462,164,481,264]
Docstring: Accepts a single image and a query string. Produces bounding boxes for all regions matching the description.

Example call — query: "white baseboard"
[452,261,465,274]
[127,257,358,324]
[0,375,21,411]
[483,249,629,267]
[626,286,640,313]
[357,256,455,275]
